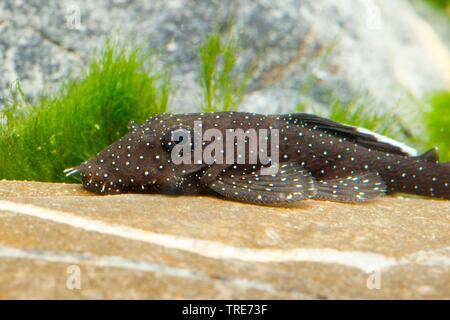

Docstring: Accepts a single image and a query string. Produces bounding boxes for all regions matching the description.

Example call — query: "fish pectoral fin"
[313,173,386,203]
[199,164,233,186]
[208,162,317,204]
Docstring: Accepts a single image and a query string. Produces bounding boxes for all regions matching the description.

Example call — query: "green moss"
[424,91,450,161]
[0,42,170,182]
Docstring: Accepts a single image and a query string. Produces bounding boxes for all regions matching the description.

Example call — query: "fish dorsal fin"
[414,148,439,163]
[313,173,386,203]
[127,120,139,132]
[208,162,317,204]
[284,113,417,156]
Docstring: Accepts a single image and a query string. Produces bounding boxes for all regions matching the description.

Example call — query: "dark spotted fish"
[66,112,450,204]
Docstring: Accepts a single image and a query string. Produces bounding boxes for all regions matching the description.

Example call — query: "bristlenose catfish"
[65,112,450,204]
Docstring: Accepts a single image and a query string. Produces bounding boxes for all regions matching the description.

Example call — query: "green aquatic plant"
[327,99,411,142]
[0,30,447,184]
[0,42,171,182]
[296,91,450,162]
[425,0,450,11]
[424,91,450,161]
[296,97,411,144]
[198,28,253,112]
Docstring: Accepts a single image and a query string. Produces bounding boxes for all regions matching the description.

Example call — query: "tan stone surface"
[0,180,449,299]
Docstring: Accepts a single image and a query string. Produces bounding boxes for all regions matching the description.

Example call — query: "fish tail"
[383,158,450,200]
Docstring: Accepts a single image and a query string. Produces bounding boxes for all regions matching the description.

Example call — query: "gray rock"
[0,0,448,119]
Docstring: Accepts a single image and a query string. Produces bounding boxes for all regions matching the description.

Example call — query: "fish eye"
[162,127,194,153]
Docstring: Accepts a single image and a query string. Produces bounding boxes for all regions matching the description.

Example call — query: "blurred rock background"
[0,0,449,115]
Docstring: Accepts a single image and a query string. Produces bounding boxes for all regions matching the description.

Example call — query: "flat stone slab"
[0,180,449,299]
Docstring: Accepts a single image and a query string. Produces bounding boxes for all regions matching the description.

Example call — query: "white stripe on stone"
[2,200,447,273]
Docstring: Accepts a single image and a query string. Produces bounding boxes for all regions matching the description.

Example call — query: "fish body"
[72,112,450,204]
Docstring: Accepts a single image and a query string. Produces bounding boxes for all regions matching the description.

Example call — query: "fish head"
[77,113,211,194]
